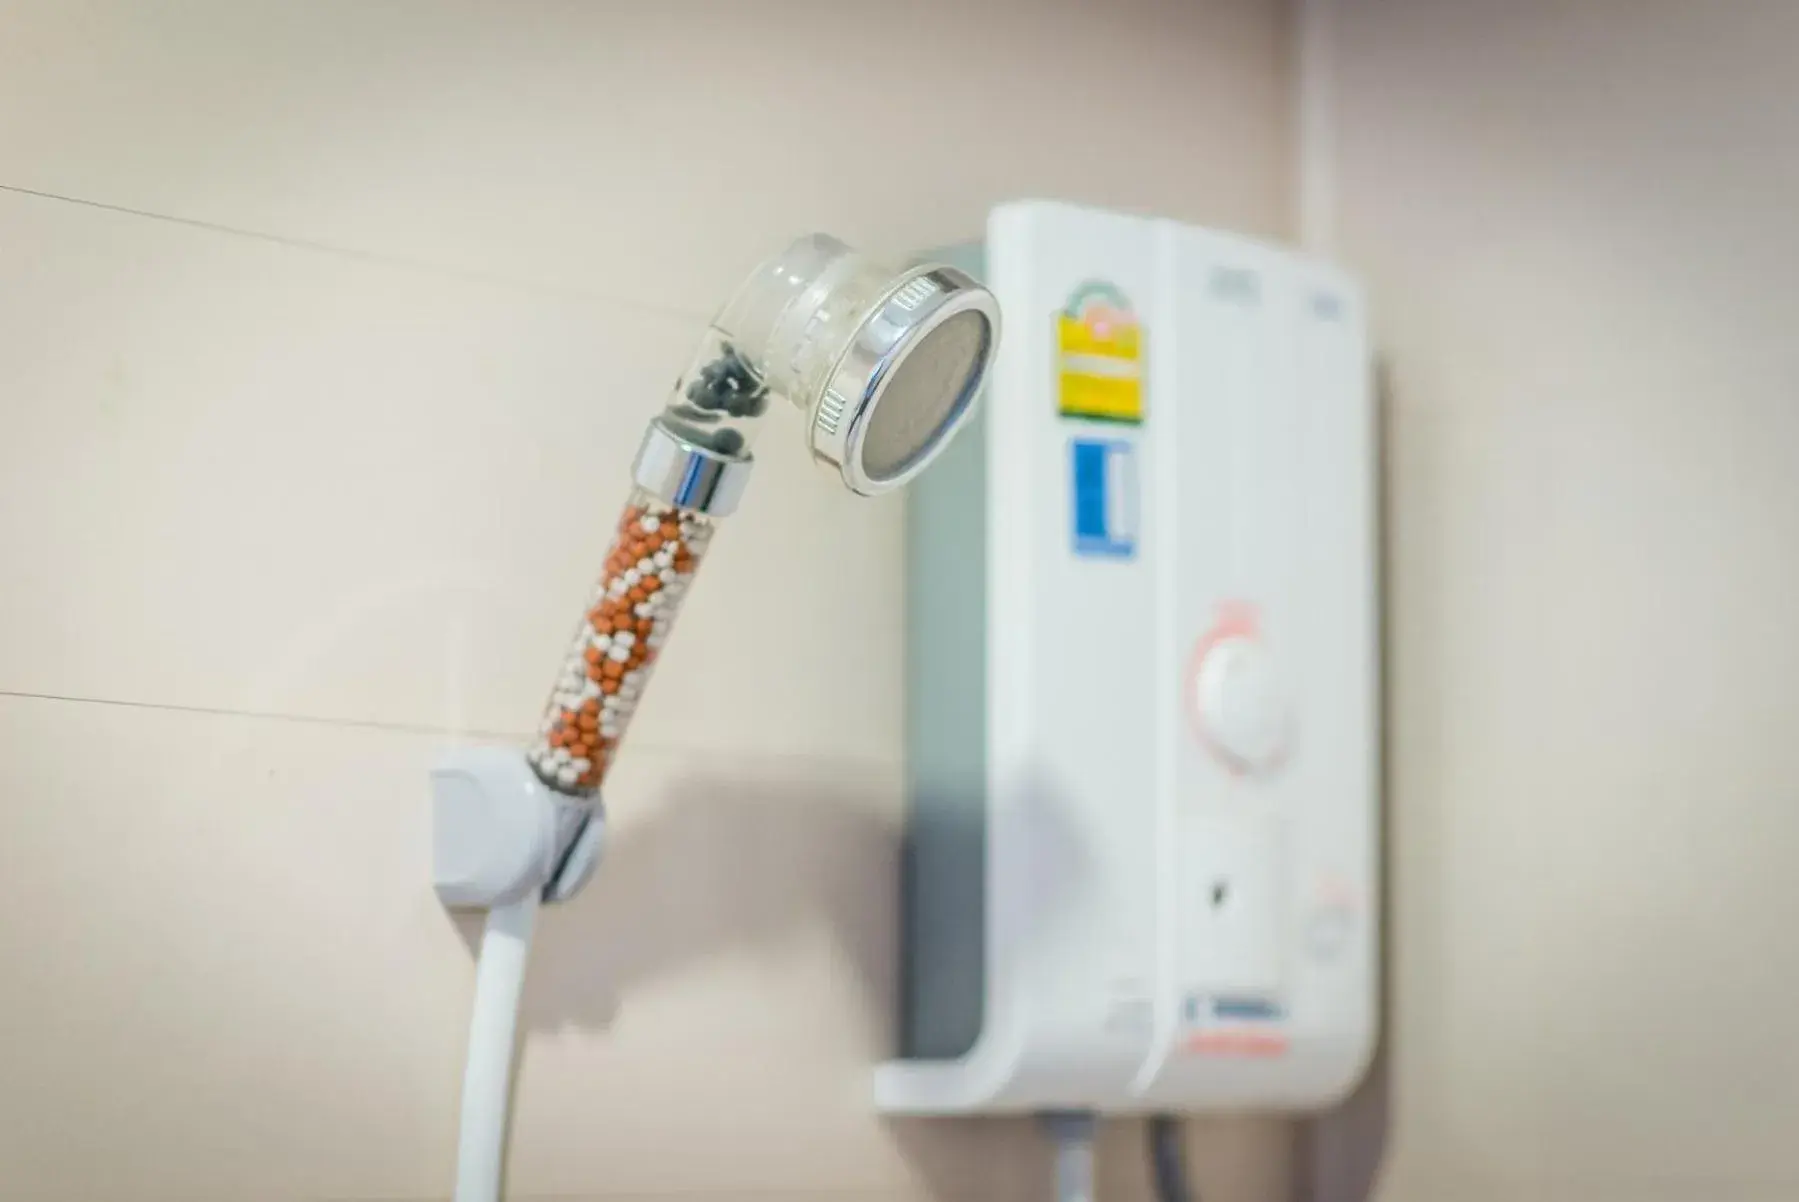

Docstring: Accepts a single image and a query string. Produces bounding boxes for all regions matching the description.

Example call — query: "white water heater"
[878,201,1378,1114]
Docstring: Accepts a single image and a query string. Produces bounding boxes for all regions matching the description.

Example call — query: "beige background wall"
[1330,2,1799,1201]
[0,3,1294,1201]
[10,3,1797,1201]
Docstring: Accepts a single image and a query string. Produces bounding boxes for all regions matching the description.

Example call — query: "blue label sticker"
[1070,437,1138,559]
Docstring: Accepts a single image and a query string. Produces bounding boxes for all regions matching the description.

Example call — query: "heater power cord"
[1148,1113,1198,1202]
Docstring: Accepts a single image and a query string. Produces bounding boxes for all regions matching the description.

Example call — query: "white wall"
[1328,3,1799,1200]
[0,3,1295,1200]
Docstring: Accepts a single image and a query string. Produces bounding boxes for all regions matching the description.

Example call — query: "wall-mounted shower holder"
[431,746,605,909]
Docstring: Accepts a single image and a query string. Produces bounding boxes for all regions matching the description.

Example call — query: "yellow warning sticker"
[1056,282,1143,424]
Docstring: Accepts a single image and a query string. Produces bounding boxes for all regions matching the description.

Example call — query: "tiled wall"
[0,3,1293,1200]
[1330,3,1799,1201]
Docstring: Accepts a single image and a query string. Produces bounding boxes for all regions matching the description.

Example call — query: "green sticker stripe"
[1057,409,1145,426]
[1063,280,1132,317]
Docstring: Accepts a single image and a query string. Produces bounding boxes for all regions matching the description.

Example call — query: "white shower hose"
[455,892,540,1202]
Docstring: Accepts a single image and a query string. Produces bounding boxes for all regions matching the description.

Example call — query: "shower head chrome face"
[807,265,997,495]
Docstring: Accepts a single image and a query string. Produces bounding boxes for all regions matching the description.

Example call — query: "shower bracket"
[430,745,606,910]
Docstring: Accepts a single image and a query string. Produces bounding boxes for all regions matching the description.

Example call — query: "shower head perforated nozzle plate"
[807,264,998,495]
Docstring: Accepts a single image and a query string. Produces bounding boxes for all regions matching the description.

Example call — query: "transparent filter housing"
[527,492,711,794]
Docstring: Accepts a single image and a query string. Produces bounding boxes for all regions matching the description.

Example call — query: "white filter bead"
[623,568,641,586]
[659,568,677,584]
[580,680,601,701]
[608,644,631,663]
[647,634,666,650]
[635,557,654,574]
[570,757,591,773]
[593,634,612,652]
[556,766,578,787]
[639,514,660,532]
[613,630,635,648]
[654,548,674,567]
[550,748,571,767]
[634,603,652,617]
[608,580,627,597]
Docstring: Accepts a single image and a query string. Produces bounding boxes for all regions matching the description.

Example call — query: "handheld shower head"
[528,235,1000,796]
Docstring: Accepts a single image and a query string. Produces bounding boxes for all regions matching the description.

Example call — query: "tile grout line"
[0,686,518,740]
[0,181,708,325]
[0,687,902,776]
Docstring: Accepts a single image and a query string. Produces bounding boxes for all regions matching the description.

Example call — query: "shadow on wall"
[445,767,1038,1201]
[1298,362,1402,1202]
[445,770,902,1033]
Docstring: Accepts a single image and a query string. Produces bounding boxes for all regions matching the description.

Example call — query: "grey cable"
[1148,1114,1197,1202]
[1040,1111,1098,1202]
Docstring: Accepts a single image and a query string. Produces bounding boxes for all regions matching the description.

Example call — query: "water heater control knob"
[1192,635,1288,773]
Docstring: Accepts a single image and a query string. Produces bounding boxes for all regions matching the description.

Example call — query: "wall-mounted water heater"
[879,200,1378,1115]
